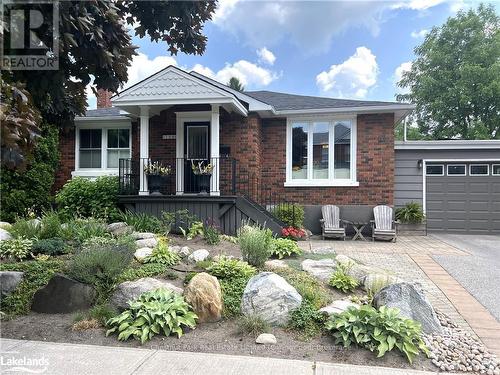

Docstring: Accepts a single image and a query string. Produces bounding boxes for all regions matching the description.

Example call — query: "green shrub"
[38,211,63,239]
[0,238,33,261]
[0,259,63,317]
[271,203,304,228]
[329,263,359,293]
[274,267,331,309]
[206,256,256,279]
[118,263,175,283]
[81,235,134,250]
[0,124,59,223]
[203,220,221,245]
[395,202,425,224]
[119,210,163,233]
[161,209,198,235]
[220,277,248,317]
[56,176,120,222]
[237,315,271,336]
[180,221,204,240]
[9,219,42,240]
[289,300,327,340]
[106,288,198,343]
[68,243,134,300]
[32,238,66,256]
[60,218,108,243]
[220,234,237,244]
[325,305,429,363]
[238,224,273,267]
[271,238,303,259]
[143,238,180,266]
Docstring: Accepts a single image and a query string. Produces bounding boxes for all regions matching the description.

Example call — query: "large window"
[77,126,130,170]
[287,118,356,186]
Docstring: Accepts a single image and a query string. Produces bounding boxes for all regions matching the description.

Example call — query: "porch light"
[417,159,423,169]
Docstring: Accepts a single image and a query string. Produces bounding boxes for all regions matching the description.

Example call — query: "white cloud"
[316,47,379,99]
[125,53,177,89]
[411,29,429,38]
[257,47,276,65]
[393,61,413,94]
[392,0,446,10]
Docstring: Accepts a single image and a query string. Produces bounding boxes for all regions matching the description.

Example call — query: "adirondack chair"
[371,205,398,242]
[320,205,346,240]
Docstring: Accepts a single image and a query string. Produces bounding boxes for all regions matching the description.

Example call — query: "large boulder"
[336,254,388,284]
[107,222,133,236]
[110,277,183,310]
[0,222,12,230]
[188,249,210,263]
[0,271,24,298]
[319,300,360,317]
[131,232,156,240]
[373,282,442,334]
[241,272,302,326]
[183,272,222,323]
[31,274,96,313]
[135,238,158,249]
[134,247,153,262]
[264,259,289,270]
[363,273,400,294]
[301,258,336,282]
[0,228,12,241]
[170,246,191,258]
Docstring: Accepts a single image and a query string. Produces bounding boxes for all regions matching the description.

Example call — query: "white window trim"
[285,115,358,187]
[492,164,500,176]
[469,164,489,176]
[426,164,444,176]
[447,164,466,176]
[73,120,132,178]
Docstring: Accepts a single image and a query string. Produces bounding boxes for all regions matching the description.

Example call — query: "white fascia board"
[273,104,415,116]
[395,140,500,150]
[75,116,131,122]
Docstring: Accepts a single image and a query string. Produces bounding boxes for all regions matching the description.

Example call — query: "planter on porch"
[196,174,212,194]
[397,222,427,236]
[147,175,166,195]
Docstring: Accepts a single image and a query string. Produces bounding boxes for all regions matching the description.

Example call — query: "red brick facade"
[96,89,113,109]
[53,127,75,191]
[53,109,395,206]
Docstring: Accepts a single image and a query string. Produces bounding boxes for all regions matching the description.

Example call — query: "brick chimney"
[96,89,113,108]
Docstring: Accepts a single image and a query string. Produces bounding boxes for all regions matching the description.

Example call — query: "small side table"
[349,221,368,241]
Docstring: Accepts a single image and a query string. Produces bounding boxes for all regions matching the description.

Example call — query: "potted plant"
[395,202,426,235]
[144,161,172,194]
[191,160,213,194]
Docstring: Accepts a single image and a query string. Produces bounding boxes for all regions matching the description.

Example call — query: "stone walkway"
[299,236,500,356]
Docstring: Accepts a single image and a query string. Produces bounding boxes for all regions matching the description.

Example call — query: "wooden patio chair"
[371,205,398,242]
[320,205,346,240]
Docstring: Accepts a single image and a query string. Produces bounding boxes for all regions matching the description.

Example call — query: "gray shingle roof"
[84,107,123,117]
[244,90,402,111]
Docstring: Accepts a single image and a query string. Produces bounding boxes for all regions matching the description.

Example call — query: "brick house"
[55,65,416,234]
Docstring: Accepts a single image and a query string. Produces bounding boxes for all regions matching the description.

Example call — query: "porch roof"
[111,65,248,117]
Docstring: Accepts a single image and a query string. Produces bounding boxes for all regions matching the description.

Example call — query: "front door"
[184,122,209,193]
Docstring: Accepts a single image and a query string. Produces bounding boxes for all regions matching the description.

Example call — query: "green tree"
[397,4,500,139]
[228,77,245,92]
[1,1,217,169]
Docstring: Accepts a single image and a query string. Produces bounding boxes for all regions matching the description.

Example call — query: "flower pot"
[397,222,427,236]
[147,175,165,195]
[196,174,212,194]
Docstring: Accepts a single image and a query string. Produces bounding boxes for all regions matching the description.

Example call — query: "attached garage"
[395,141,500,234]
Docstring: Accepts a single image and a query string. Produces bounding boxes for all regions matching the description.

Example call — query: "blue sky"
[89,0,495,108]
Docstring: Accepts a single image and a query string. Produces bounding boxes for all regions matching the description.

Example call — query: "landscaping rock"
[31,274,96,313]
[373,282,442,334]
[108,222,133,236]
[264,259,289,269]
[130,232,156,240]
[183,272,222,323]
[256,333,277,345]
[0,271,24,298]
[335,255,387,284]
[363,273,400,294]
[188,249,210,263]
[0,221,12,230]
[241,272,302,326]
[110,277,183,310]
[28,218,41,228]
[169,246,191,258]
[319,300,360,316]
[134,247,153,262]
[135,238,158,249]
[0,228,12,241]
[308,246,336,255]
[301,258,336,282]
[107,222,127,232]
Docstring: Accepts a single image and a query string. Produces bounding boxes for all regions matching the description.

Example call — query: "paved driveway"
[430,234,500,322]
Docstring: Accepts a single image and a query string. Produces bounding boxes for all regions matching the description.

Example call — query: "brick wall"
[53,127,75,192]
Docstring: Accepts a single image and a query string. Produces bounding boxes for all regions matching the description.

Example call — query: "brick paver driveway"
[300,236,500,356]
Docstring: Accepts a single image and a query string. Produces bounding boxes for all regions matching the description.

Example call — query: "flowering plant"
[281,226,306,240]
[144,161,172,176]
[191,160,214,176]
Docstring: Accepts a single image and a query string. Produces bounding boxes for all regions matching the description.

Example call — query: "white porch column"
[139,106,150,195]
[175,113,184,194]
[210,104,220,195]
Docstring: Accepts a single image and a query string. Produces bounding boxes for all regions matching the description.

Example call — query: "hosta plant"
[329,263,359,293]
[0,238,33,261]
[325,305,428,363]
[106,288,198,343]
[271,238,303,259]
[143,237,180,266]
[206,256,256,279]
[180,221,204,240]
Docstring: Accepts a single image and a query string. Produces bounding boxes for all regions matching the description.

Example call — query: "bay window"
[286,117,357,186]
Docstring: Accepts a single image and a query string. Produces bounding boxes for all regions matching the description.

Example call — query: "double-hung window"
[286,117,357,186]
[107,129,130,168]
[79,129,102,168]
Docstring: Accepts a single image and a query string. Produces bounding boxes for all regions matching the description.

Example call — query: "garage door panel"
[445,201,466,211]
[469,183,489,193]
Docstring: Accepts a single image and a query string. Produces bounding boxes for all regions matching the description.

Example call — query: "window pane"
[334,122,351,179]
[312,122,329,179]
[447,165,465,175]
[119,129,130,147]
[107,149,130,168]
[292,123,308,179]
[493,165,500,175]
[108,129,119,148]
[470,164,488,175]
[426,165,443,175]
[79,150,101,168]
[80,129,102,149]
